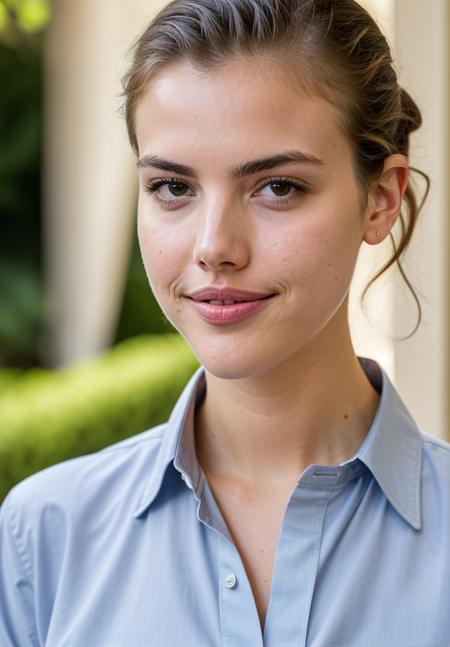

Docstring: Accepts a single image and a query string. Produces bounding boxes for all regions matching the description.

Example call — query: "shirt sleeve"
[0,492,40,647]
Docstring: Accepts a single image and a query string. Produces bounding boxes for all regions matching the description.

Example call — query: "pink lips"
[185,284,277,325]
[188,285,274,302]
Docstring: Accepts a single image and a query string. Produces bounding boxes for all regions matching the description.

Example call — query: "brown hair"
[120,0,430,339]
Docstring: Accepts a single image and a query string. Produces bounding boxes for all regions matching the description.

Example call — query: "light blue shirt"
[1,357,450,646]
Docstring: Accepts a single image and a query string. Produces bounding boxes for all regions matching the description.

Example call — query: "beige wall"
[351,0,449,440]
[393,0,448,440]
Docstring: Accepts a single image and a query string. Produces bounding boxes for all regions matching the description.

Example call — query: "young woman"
[1,1,449,645]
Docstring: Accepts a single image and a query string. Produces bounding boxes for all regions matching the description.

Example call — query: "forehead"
[134,58,350,168]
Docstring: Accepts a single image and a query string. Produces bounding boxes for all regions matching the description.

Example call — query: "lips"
[187,285,275,302]
[187,294,276,325]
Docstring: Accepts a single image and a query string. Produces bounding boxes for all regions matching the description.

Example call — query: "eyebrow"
[136,150,325,179]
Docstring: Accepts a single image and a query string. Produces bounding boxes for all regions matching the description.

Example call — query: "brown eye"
[255,177,309,207]
[168,182,188,196]
[144,177,193,207]
[269,181,291,196]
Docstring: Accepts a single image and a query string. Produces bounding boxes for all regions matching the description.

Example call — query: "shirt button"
[224,574,237,588]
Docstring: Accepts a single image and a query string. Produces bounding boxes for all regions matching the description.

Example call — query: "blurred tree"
[0,1,172,365]
[0,0,50,366]
[0,0,50,41]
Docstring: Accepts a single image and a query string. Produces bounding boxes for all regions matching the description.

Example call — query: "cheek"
[267,208,360,306]
[137,208,185,300]
[271,218,357,276]
[309,221,361,306]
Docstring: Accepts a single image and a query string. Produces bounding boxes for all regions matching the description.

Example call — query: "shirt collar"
[133,357,423,531]
[133,365,206,518]
[346,357,423,530]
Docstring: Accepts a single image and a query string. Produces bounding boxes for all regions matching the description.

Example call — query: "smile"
[186,295,276,325]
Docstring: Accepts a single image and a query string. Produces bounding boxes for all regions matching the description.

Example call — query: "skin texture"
[134,57,409,492]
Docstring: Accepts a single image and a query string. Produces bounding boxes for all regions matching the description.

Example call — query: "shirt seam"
[5,494,34,582]
[422,437,450,454]
[3,495,40,644]
[97,427,165,455]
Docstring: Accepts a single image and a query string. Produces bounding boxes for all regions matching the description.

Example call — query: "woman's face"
[134,58,371,379]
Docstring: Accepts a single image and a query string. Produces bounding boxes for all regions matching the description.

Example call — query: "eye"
[255,177,310,206]
[144,177,192,208]
[143,175,310,209]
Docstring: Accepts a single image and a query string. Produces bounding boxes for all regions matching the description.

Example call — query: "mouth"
[187,295,276,305]
[185,294,277,325]
[186,285,278,302]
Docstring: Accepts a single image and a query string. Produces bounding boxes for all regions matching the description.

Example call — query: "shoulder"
[420,429,450,469]
[0,424,172,639]
[1,423,167,528]
[418,430,450,507]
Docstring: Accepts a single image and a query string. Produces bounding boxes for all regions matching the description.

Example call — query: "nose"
[192,197,251,272]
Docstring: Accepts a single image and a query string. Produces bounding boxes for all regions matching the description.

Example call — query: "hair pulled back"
[121,0,430,338]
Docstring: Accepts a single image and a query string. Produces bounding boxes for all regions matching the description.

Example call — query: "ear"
[362,154,409,245]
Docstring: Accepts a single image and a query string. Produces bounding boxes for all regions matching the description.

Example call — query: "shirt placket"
[218,535,264,647]
[263,469,336,647]
[198,466,338,647]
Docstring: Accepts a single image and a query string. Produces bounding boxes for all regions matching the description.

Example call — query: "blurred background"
[0,0,448,484]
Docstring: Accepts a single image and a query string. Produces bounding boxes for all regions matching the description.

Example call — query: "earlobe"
[362,154,409,246]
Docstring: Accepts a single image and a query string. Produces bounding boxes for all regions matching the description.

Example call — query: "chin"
[203,364,259,381]
[174,313,322,380]
[190,343,297,382]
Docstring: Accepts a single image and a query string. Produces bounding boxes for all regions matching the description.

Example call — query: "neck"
[194,328,380,492]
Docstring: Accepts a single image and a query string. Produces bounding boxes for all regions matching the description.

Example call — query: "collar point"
[407,513,422,532]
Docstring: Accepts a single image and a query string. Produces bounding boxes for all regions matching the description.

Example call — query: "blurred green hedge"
[0,333,200,501]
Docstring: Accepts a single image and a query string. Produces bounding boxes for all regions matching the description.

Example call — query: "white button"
[224,574,237,588]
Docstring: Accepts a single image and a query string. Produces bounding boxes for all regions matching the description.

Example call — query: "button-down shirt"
[1,357,450,646]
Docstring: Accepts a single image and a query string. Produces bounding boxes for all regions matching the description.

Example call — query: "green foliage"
[0,333,200,501]
[0,4,7,31]
[0,0,51,37]
[0,32,44,366]
[0,258,45,366]
[0,367,27,393]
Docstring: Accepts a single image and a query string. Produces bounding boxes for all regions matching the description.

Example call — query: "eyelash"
[143,176,310,209]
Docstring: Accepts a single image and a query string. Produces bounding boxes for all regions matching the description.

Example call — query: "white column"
[350,0,449,440]
[392,0,448,440]
[41,0,164,367]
